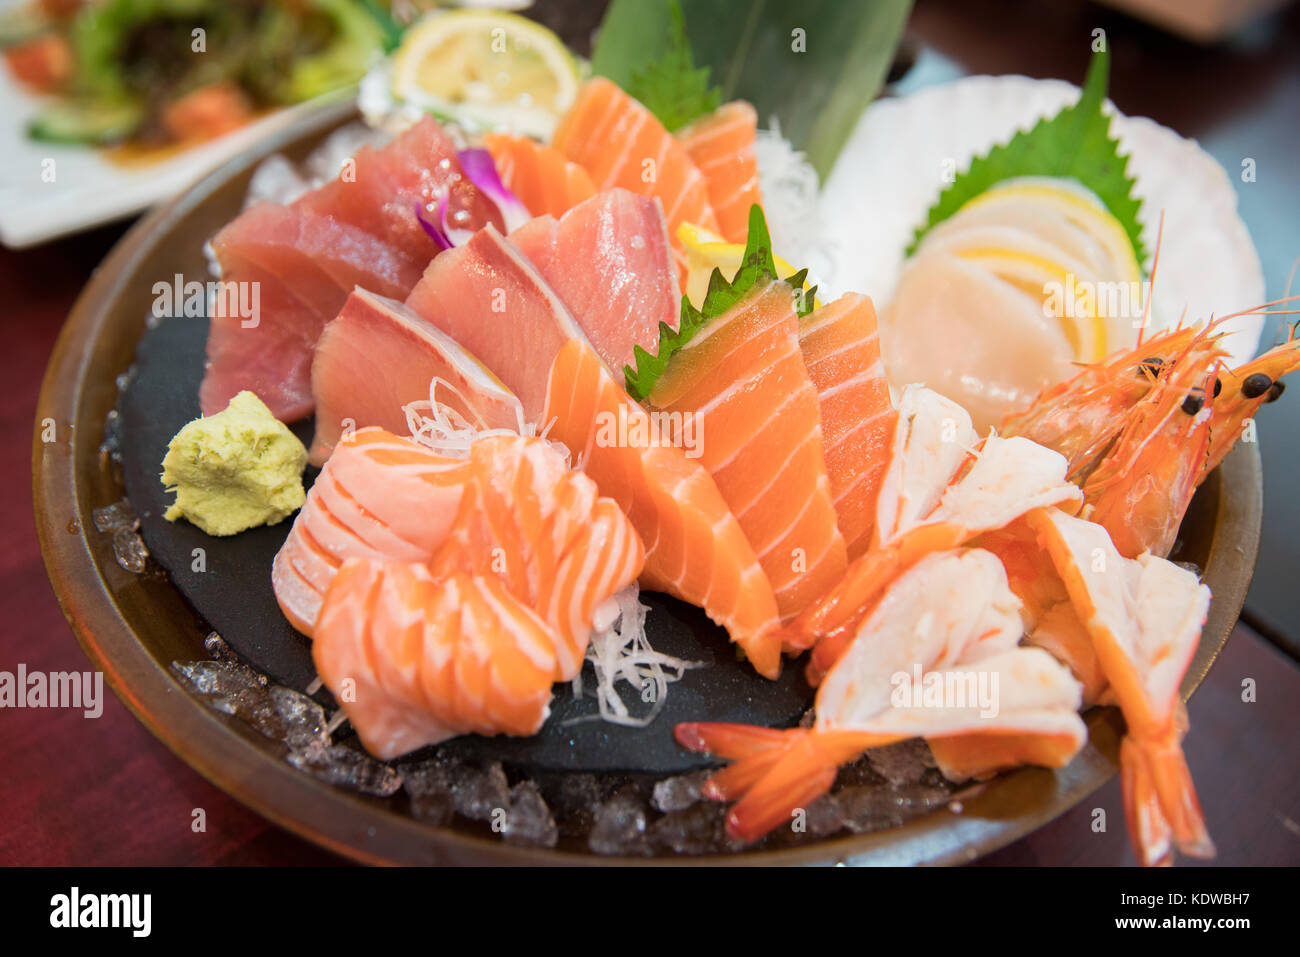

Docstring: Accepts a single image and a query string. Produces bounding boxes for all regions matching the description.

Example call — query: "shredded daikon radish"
[403,376,534,457]
[754,117,836,288]
[567,584,704,729]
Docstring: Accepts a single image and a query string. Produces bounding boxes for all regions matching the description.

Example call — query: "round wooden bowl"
[32,101,1262,865]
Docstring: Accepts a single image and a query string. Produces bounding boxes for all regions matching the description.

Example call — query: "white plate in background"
[0,59,351,249]
[819,74,1266,365]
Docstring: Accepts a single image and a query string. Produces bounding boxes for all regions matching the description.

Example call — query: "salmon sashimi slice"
[509,189,680,378]
[272,428,473,635]
[308,289,523,466]
[797,293,896,559]
[552,77,720,277]
[274,427,643,675]
[482,132,597,218]
[543,338,783,678]
[676,101,763,245]
[425,434,645,680]
[404,224,589,421]
[313,561,561,759]
[201,202,425,420]
[647,280,848,623]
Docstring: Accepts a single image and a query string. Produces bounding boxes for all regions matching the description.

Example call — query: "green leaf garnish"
[907,48,1147,270]
[623,205,814,402]
[622,0,721,132]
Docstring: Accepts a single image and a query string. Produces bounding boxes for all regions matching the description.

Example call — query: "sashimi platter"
[41,4,1296,865]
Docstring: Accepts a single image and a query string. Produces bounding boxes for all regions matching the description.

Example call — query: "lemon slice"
[961,177,1142,287]
[391,11,579,139]
[677,222,820,311]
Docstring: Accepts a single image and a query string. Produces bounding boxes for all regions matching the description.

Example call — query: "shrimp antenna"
[1137,211,1165,347]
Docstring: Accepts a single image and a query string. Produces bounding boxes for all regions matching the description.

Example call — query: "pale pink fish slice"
[309,289,523,466]
[404,224,590,422]
[510,188,680,379]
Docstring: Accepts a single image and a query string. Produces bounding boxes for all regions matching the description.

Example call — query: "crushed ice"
[92,499,149,574]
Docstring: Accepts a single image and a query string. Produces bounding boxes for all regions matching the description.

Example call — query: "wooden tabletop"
[4,0,1299,866]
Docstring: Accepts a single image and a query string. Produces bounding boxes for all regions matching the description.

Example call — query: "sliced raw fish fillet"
[509,189,680,377]
[272,428,472,636]
[425,434,644,680]
[648,280,847,622]
[543,337,783,678]
[404,224,588,421]
[201,117,500,421]
[202,202,424,420]
[797,293,895,559]
[313,561,561,759]
[274,428,641,674]
[308,289,523,465]
[676,101,763,245]
[552,77,719,276]
[882,252,1075,432]
[301,117,502,267]
[482,132,597,218]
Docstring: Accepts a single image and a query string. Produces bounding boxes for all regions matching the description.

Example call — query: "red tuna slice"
[300,117,502,268]
[309,289,524,466]
[201,202,426,420]
[404,224,588,422]
[509,188,680,378]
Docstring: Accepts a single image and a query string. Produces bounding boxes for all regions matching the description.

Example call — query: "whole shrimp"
[1003,309,1298,558]
[677,549,1089,844]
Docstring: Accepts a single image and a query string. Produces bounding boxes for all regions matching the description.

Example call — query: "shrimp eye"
[1138,356,1163,377]
[1212,378,1222,397]
[1241,373,1273,399]
[1266,380,1286,402]
[1181,392,1205,415]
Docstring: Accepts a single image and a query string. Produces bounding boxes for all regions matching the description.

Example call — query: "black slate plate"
[118,313,812,774]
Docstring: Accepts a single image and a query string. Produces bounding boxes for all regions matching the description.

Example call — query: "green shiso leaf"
[592,0,911,178]
[907,48,1147,270]
[621,0,721,132]
[623,205,813,402]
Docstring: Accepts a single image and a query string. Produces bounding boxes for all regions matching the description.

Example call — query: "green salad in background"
[0,0,406,147]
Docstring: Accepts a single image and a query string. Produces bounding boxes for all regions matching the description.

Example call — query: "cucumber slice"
[28,100,143,145]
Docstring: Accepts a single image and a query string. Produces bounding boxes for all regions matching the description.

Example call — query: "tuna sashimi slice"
[676,101,763,245]
[308,289,523,466]
[482,132,597,218]
[509,189,680,378]
[552,78,719,277]
[272,428,472,636]
[300,117,501,268]
[202,201,425,420]
[797,293,896,559]
[648,280,848,622]
[544,337,783,678]
[202,116,503,422]
[404,224,588,422]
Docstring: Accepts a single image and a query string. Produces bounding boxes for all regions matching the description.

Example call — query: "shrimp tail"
[676,723,885,843]
[1120,714,1214,866]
